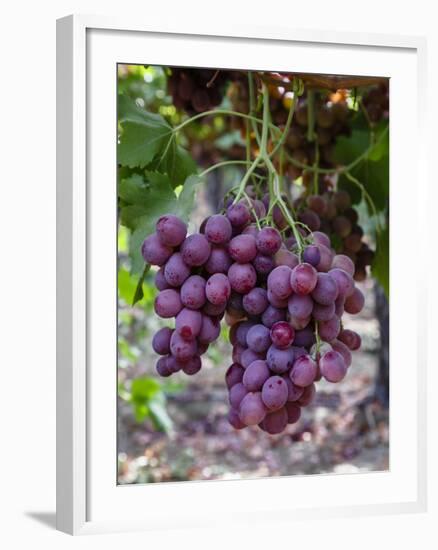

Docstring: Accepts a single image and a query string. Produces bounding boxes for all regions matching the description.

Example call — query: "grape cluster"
[143,199,364,435]
[168,68,233,114]
[362,83,389,124]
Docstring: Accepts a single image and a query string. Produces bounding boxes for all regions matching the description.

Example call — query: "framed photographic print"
[56,15,427,535]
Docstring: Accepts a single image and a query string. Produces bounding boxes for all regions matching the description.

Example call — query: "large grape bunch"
[143,198,364,435]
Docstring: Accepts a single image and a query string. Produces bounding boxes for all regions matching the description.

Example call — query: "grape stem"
[199,160,252,177]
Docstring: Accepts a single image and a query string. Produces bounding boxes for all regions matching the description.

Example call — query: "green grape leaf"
[148,393,173,434]
[372,222,389,298]
[118,94,172,168]
[132,263,151,306]
[149,139,197,186]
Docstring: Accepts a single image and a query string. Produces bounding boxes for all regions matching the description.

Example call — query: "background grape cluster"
[143,198,364,435]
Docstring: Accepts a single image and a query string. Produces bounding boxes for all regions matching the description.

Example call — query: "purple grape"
[331,254,355,277]
[198,315,221,344]
[331,339,352,368]
[228,408,245,429]
[170,331,197,362]
[260,407,288,434]
[262,305,287,328]
[197,342,209,355]
[274,249,299,269]
[251,199,266,220]
[273,204,287,230]
[175,308,202,341]
[256,227,282,255]
[243,287,269,316]
[243,360,271,391]
[267,289,289,308]
[154,289,183,318]
[166,355,184,373]
[334,296,345,317]
[181,234,211,266]
[229,382,248,409]
[290,263,318,295]
[241,348,263,368]
[205,214,232,244]
[312,231,331,248]
[225,363,245,389]
[338,329,361,351]
[266,346,294,374]
[141,233,173,266]
[312,302,336,321]
[155,267,170,290]
[228,263,257,294]
[156,356,172,377]
[293,326,316,348]
[291,346,308,360]
[285,402,301,424]
[205,247,232,274]
[228,234,257,263]
[297,383,316,406]
[180,275,206,310]
[315,243,334,272]
[253,253,275,275]
[302,245,321,267]
[329,268,354,299]
[182,355,202,375]
[205,273,231,306]
[226,202,251,227]
[227,292,245,316]
[289,315,311,330]
[202,301,226,317]
[290,355,317,387]
[311,273,339,305]
[332,215,352,238]
[288,293,313,319]
[299,209,321,232]
[232,343,245,364]
[344,287,365,314]
[319,350,347,382]
[239,392,267,426]
[261,376,289,410]
[281,375,304,402]
[152,327,173,355]
[270,321,295,349]
[246,324,271,353]
[318,316,341,342]
[156,214,187,247]
[242,223,260,237]
[236,320,255,346]
[267,266,293,299]
[163,252,190,287]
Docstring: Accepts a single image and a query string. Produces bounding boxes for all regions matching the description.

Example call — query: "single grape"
[260,407,288,434]
[256,227,282,255]
[235,320,255,347]
[225,363,245,389]
[152,327,173,355]
[241,348,263,368]
[239,392,267,426]
[163,252,191,287]
[298,209,321,232]
[312,272,339,305]
[175,308,202,341]
[331,339,352,368]
[319,350,347,382]
[344,286,365,314]
[312,231,331,248]
[293,326,316,348]
[329,268,354,299]
[251,199,266,220]
[180,275,206,310]
[243,287,269,316]
[243,360,271,391]
[312,301,336,322]
[181,234,211,266]
[156,356,172,377]
[289,315,311,330]
[205,246,232,274]
[315,243,335,272]
[205,273,231,306]
[332,215,352,238]
[297,383,316,406]
[302,245,321,267]
[261,376,289,410]
[226,202,251,227]
[266,345,294,374]
[141,233,173,266]
[270,321,295,349]
[307,194,328,216]
[232,344,245,364]
[290,263,318,295]
[202,301,226,317]
[261,305,287,328]
[228,234,257,263]
[288,293,313,319]
[198,315,221,344]
[229,382,248,409]
[334,296,345,317]
[338,328,361,350]
[182,355,202,375]
[154,289,183,318]
[253,253,275,275]
[281,374,304,402]
[197,341,209,355]
[333,190,351,212]
[318,316,341,342]
[290,355,317,387]
[204,214,232,244]
[228,262,257,294]
[170,331,197,362]
[285,402,301,424]
[242,224,259,237]
[246,324,271,353]
[273,204,287,230]
[156,214,187,247]
[155,267,170,290]
[274,249,299,269]
[267,266,293,299]
[267,289,289,308]
[331,254,355,277]
[227,408,245,429]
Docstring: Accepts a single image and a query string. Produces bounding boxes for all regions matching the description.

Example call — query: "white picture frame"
[56,14,428,535]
